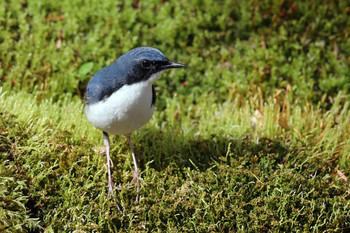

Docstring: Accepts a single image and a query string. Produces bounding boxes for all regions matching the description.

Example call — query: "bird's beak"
[161,61,185,70]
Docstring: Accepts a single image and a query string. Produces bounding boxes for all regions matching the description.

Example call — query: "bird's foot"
[107,180,123,213]
[121,170,141,187]
[130,170,139,183]
[107,179,123,194]
[107,179,116,199]
[131,170,140,203]
[115,171,141,202]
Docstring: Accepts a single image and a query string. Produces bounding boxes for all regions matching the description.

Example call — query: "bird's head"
[116,47,184,85]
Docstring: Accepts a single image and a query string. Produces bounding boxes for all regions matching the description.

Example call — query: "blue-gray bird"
[84,47,184,202]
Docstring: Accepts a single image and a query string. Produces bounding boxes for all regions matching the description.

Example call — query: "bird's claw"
[107,180,115,199]
[132,170,140,203]
[107,181,123,213]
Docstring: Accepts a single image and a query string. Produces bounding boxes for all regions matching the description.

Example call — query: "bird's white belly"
[85,82,155,135]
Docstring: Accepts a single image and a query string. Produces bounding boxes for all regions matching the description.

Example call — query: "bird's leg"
[127,134,140,203]
[103,131,115,199]
[103,131,122,213]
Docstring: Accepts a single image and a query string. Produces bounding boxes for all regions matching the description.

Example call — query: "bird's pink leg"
[103,132,115,199]
[103,132,122,212]
[127,134,140,203]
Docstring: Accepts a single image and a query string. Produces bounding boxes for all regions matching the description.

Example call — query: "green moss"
[1,95,349,231]
[1,0,350,231]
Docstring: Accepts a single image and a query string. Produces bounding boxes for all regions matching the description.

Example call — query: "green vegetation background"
[1,0,349,232]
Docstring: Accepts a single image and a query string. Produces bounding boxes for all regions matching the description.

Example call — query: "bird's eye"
[141,59,151,68]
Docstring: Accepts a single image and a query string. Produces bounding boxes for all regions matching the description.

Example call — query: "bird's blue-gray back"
[85,63,127,105]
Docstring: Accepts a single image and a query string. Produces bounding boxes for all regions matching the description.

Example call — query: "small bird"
[84,47,184,202]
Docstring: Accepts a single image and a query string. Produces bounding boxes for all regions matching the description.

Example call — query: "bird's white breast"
[85,81,155,135]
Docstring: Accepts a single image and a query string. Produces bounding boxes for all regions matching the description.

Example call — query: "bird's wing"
[85,64,126,105]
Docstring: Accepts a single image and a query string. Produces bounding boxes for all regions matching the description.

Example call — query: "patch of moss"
[1,111,349,232]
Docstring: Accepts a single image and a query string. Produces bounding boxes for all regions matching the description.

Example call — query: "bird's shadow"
[121,126,289,173]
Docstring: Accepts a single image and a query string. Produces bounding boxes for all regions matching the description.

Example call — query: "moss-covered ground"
[1,0,350,232]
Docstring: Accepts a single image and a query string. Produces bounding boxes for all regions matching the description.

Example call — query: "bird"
[84,47,184,203]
